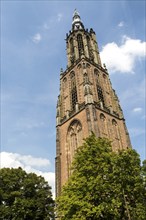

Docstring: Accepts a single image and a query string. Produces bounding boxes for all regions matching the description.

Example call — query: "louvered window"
[97,85,105,106]
[77,34,84,56]
[71,87,78,110]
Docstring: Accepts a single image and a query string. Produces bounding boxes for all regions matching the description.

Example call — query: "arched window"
[71,87,78,110]
[94,69,99,84]
[70,71,75,79]
[92,106,97,120]
[77,34,84,56]
[77,63,81,69]
[94,69,99,75]
[70,38,74,54]
[86,107,90,121]
[87,36,91,56]
[70,72,78,110]
[100,113,108,137]
[86,63,91,68]
[66,120,82,176]
[63,77,67,90]
[87,36,94,60]
[97,85,105,106]
[100,113,105,121]
[112,119,117,126]
[87,36,91,48]
[112,119,121,150]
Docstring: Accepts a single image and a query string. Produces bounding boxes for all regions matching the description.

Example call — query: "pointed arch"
[70,71,78,110]
[77,34,84,56]
[100,113,108,137]
[70,38,74,54]
[66,120,82,176]
[86,35,92,57]
[112,119,121,150]
[97,86,105,106]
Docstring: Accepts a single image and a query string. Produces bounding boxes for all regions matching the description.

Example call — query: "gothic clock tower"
[55,10,131,196]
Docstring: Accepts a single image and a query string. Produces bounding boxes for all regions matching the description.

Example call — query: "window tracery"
[100,113,108,137]
[77,34,84,56]
[70,38,74,54]
[97,85,105,106]
[70,38,75,63]
[63,77,67,90]
[87,36,94,60]
[66,120,82,176]
[112,119,121,150]
[70,71,78,110]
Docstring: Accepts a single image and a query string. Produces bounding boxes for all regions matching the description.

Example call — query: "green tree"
[142,159,146,177]
[56,133,146,220]
[0,167,54,220]
[141,159,146,215]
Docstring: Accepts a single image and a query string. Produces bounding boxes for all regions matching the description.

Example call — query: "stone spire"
[72,9,84,31]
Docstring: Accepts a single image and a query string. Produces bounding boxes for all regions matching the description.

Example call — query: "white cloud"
[32,33,42,43]
[118,21,124,27]
[100,36,146,73]
[132,107,142,113]
[0,152,55,198]
[57,13,63,22]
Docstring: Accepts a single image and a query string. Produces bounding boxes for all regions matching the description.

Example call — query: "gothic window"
[112,119,119,139]
[100,113,105,121]
[86,63,91,68]
[100,113,105,135]
[94,69,99,84]
[103,74,107,86]
[112,119,121,150]
[87,36,94,60]
[77,34,84,56]
[100,113,108,137]
[112,119,117,126]
[70,71,75,79]
[70,38,74,54]
[94,69,99,75]
[66,120,82,176]
[77,64,81,69]
[92,106,97,120]
[97,85,105,106]
[86,36,91,56]
[63,77,67,90]
[70,71,78,110]
[86,108,90,121]
[63,77,67,113]
[71,87,78,110]
[87,36,91,49]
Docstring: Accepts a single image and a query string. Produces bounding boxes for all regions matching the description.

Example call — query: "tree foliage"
[0,167,54,219]
[56,134,146,220]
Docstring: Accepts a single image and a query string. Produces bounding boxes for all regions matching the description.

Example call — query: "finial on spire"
[72,9,84,30]
[72,8,81,23]
[73,8,80,17]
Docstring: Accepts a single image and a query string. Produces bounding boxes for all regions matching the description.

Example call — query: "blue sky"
[1,1,146,197]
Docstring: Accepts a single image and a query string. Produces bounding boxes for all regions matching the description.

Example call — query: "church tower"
[55,10,131,196]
